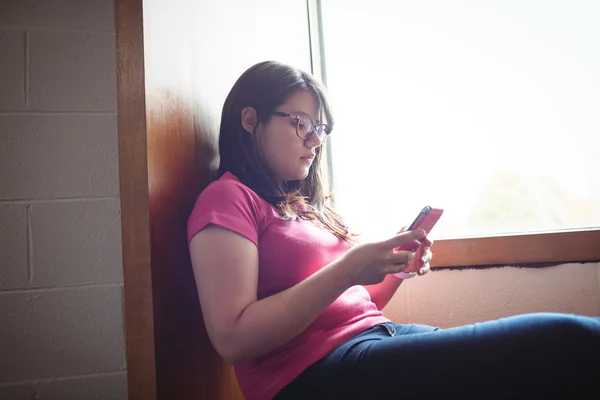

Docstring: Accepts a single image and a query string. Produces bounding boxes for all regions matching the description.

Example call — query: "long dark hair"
[218,61,356,244]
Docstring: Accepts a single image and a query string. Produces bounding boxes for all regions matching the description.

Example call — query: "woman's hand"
[398,226,434,276]
[340,229,428,286]
[415,236,434,276]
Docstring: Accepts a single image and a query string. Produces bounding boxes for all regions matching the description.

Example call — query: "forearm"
[364,274,403,310]
[226,259,352,364]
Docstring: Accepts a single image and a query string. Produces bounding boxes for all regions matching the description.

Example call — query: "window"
[314,0,600,266]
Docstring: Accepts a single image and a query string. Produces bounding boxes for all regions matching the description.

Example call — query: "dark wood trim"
[432,229,600,268]
[115,0,157,399]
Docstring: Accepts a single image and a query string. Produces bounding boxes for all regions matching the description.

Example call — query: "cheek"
[260,133,285,170]
[262,129,298,164]
[270,143,296,171]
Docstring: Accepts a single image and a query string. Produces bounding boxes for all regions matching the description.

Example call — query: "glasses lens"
[315,124,331,140]
[297,116,313,139]
[315,125,324,139]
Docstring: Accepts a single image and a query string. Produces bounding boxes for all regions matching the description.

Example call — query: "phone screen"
[407,206,433,231]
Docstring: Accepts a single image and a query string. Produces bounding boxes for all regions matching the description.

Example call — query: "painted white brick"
[0,29,26,111]
[0,204,29,289]
[0,0,115,31]
[0,372,127,400]
[0,115,119,199]
[29,30,117,111]
[30,199,123,286]
[0,286,126,382]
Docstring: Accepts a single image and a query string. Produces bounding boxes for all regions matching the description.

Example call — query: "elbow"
[219,345,253,365]
[224,354,246,365]
[218,345,244,365]
[211,332,250,365]
[207,310,261,364]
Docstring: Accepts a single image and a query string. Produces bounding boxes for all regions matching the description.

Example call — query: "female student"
[187,60,599,400]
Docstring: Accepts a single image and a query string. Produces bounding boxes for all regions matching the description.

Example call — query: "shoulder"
[187,172,273,245]
[198,172,262,208]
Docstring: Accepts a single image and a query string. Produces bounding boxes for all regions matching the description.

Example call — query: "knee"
[547,314,600,347]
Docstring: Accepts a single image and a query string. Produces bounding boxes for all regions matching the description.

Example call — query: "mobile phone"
[396,206,444,251]
[394,206,444,279]
[406,206,444,234]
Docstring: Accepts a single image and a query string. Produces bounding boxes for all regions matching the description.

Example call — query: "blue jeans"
[274,313,600,399]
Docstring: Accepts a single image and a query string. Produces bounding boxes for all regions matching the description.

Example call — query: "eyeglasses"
[272,111,332,141]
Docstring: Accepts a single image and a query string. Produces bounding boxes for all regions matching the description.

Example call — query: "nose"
[304,130,324,149]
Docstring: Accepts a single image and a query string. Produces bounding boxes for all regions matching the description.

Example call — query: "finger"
[383,229,426,250]
[421,236,434,247]
[418,263,430,276]
[420,249,433,265]
[387,262,409,275]
[413,243,426,267]
[397,239,422,252]
[390,250,416,266]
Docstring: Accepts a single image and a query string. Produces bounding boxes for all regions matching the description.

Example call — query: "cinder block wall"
[0,1,127,398]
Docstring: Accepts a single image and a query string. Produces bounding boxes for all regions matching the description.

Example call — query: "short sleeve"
[187,179,262,247]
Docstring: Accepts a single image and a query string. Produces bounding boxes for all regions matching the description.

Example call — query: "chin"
[286,169,310,182]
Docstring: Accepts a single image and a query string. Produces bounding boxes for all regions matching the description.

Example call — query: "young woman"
[187,61,599,400]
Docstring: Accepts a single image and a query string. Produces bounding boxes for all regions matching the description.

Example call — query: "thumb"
[396,226,409,234]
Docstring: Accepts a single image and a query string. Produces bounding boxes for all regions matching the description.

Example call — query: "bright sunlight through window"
[320,0,600,241]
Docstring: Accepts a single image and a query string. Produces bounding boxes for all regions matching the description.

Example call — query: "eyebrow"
[290,111,320,123]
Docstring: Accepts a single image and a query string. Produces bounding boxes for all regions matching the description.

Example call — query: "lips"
[301,155,315,161]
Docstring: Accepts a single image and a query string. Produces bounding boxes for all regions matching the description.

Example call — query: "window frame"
[431,229,600,268]
[307,0,600,268]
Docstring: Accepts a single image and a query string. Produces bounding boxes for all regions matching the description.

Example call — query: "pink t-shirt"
[187,172,389,400]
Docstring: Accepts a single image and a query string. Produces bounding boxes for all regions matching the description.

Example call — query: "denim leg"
[274,313,600,400]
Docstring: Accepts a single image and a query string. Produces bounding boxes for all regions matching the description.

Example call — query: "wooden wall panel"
[116,0,313,398]
[115,0,157,399]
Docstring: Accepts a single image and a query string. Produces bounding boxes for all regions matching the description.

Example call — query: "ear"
[241,107,258,134]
